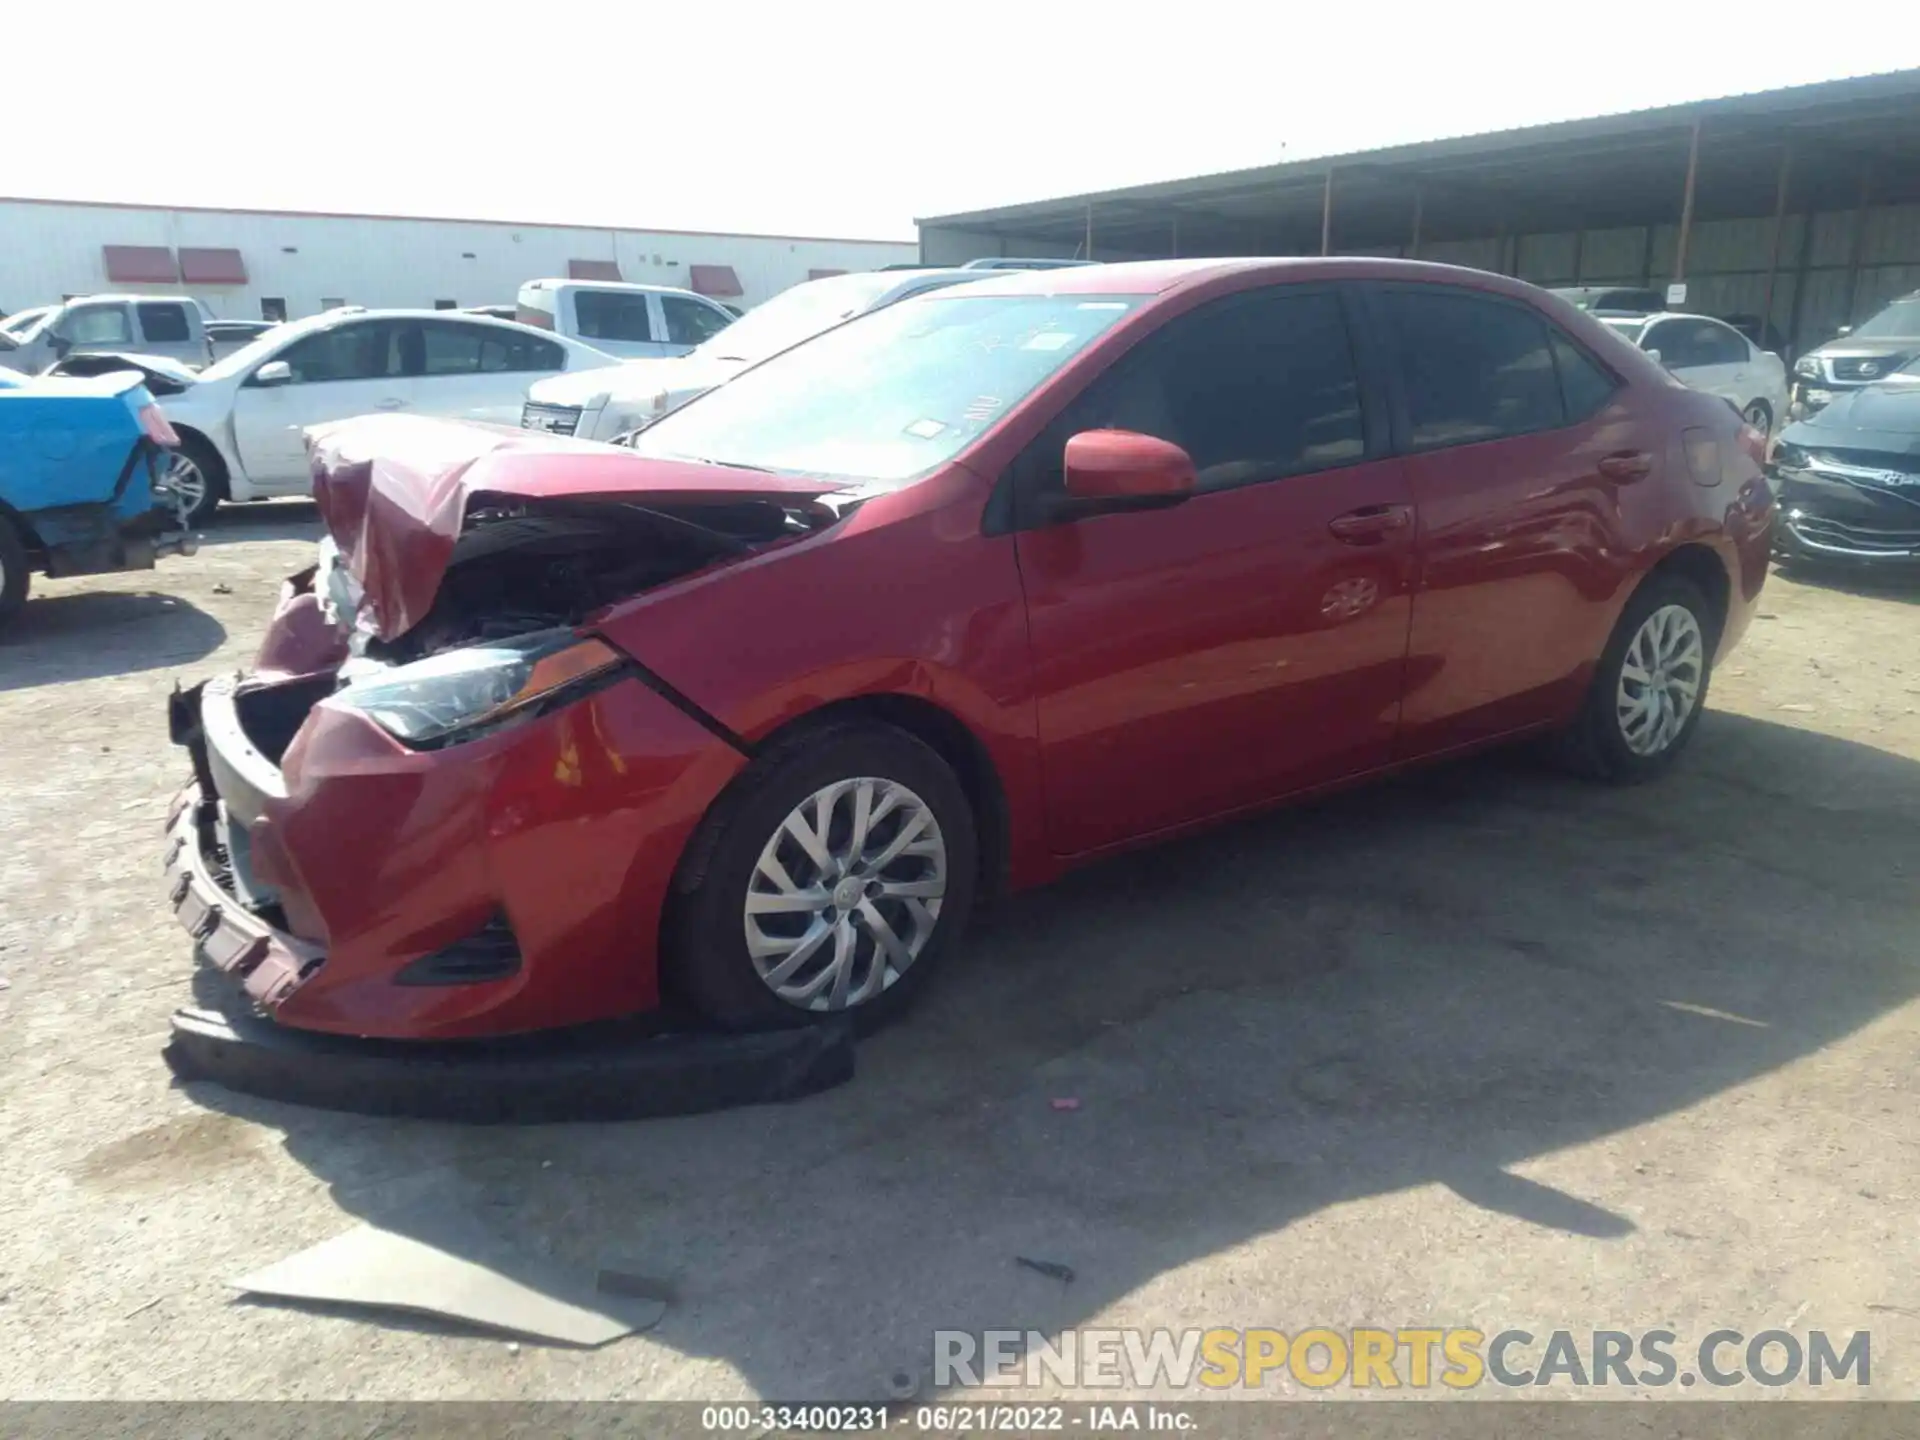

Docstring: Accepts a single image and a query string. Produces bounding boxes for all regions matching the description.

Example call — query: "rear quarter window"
[1378,287,1566,450]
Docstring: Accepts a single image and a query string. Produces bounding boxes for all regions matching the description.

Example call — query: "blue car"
[0,371,196,630]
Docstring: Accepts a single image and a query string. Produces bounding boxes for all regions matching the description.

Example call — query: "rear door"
[409,318,571,422]
[570,288,668,358]
[134,300,208,365]
[1367,282,1642,757]
[1011,285,1417,855]
[232,319,407,488]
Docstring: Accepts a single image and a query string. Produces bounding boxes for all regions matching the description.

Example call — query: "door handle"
[1327,503,1413,544]
[375,397,408,411]
[1598,450,1652,483]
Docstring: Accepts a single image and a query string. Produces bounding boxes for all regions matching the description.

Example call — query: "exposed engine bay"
[322,492,841,674]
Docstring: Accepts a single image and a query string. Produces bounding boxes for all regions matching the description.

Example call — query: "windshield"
[690,272,905,365]
[197,321,318,381]
[631,292,1138,485]
[1852,297,1920,340]
[2,307,53,343]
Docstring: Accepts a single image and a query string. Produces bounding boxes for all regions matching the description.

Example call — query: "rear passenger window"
[479,332,566,373]
[137,303,191,342]
[1550,333,1618,423]
[1380,288,1565,449]
[574,290,654,342]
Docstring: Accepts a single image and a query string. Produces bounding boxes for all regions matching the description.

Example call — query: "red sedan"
[166,258,1775,1043]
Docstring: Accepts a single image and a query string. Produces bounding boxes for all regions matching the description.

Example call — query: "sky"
[11,1,1920,241]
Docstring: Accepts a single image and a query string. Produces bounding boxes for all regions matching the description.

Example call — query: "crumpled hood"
[306,413,837,642]
[1797,380,1920,441]
[527,354,748,409]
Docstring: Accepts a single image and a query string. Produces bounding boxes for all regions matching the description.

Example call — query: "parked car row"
[158,257,1775,1056]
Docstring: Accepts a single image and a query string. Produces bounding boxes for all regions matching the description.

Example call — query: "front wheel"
[666,722,978,1031]
[1741,399,1773,437]
[163,435,227,528]
[1555,573,1716,783]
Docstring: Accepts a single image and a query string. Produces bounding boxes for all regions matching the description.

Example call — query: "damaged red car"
[166,258,1776,1046]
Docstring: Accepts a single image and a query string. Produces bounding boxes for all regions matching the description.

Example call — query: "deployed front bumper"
[161,673,847,1118]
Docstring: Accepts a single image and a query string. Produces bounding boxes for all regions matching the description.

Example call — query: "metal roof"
[919,68,1920,255]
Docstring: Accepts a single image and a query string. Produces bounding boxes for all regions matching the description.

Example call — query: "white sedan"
[157,308,616,523]
[1598,311,1789,436]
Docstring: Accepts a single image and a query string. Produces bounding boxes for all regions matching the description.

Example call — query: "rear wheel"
[1741,399,1773,437]
[0,516,29,630]
[666,722,978,1031]
[1555,572,1716,783]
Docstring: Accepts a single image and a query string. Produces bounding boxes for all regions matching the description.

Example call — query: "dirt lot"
[0,504,1916,1404]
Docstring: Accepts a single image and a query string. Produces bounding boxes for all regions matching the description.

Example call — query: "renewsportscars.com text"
[934,1326,1871,1391]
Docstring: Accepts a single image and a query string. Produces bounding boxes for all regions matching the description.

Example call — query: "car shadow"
[179,711,1920,1398]
[0,590,226,692]
[192,500,322,548]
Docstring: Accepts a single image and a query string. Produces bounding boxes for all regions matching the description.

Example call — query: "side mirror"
[1644,348,1665,367]
[1063,429,1196,504]
[251,359,293,387]
[47,332,72,356]
[1836,325,1854,337]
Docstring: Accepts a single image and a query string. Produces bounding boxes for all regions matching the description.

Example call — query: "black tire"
[1554,571,1717,784]
[169,432,228,527]
[1742,399,1773,436]
[666,721,978,1032]
[0,515,29,630]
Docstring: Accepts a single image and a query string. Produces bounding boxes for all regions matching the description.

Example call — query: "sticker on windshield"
[964,396,1005,423]
[1022,331,1074,352]
[1077,302,1129,310]
[904,418,949,440]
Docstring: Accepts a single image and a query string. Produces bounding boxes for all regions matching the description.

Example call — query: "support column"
[1570,224,1585,285]
[1408,186,1423,259]
[1844,166,1873,325]
[1321,168,1335,256]
[1084,203,1094,262]
[1760,144,1793,340]
[1672,117,1702,290]
[1170,213,1179,259]
[1785,195,1818,360]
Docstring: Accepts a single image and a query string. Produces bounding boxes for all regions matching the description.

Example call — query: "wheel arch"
[1644,541,1732,650]
[0,496,45,557]
[673,690,1013,911]
[168,422,233,496]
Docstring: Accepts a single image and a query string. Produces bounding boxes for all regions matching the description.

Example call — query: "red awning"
[688,264,743,297]
[808,268,848,281]
[568,259,622,281]
[102,245,179,284]
[178,247,249,284]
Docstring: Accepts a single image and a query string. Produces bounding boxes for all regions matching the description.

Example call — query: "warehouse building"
[0,198,916,322]
[918,68,1920,357]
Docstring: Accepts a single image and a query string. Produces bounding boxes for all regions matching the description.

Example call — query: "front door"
[232,320,408,488]
[1010,286,1417,857]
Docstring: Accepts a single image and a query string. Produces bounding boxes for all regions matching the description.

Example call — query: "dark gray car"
[1789,291,1920,420]
[1771,360,1920,565]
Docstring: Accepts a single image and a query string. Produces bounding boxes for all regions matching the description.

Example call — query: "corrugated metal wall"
[0,202,917,320]
[924,202,1920,355]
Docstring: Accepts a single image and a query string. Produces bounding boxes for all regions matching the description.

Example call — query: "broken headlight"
[330,628,626,748]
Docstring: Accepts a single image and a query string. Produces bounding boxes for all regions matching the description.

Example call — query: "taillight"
[137,402,180,447]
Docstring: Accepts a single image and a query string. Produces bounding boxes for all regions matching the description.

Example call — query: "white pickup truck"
[0,294,217,373]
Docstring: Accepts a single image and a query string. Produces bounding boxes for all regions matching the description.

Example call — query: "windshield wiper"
[659,451,778,474]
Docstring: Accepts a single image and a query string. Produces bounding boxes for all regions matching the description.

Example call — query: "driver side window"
[270,322,400,384]
[1010,287,1367,527]
[63,305,133,345]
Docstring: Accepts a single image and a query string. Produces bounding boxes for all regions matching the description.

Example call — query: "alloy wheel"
[1742,401,1771,435]
[1615,604,1705,756]
[742,776,948,1011]
[163,453,207,527]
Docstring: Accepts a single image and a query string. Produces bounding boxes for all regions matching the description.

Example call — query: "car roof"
[518,277,716,299]
[942,256,1561,302]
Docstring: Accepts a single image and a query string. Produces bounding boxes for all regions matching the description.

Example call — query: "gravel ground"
[0,504,1916,1405]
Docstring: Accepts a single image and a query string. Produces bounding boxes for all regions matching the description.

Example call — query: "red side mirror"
[1063,429,1196,503]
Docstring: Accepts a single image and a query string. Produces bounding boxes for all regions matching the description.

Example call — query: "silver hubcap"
[1743,403,1769,434]
[163,454,206,525]
[1616,604,1705,756]
[743,776,947,1011]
